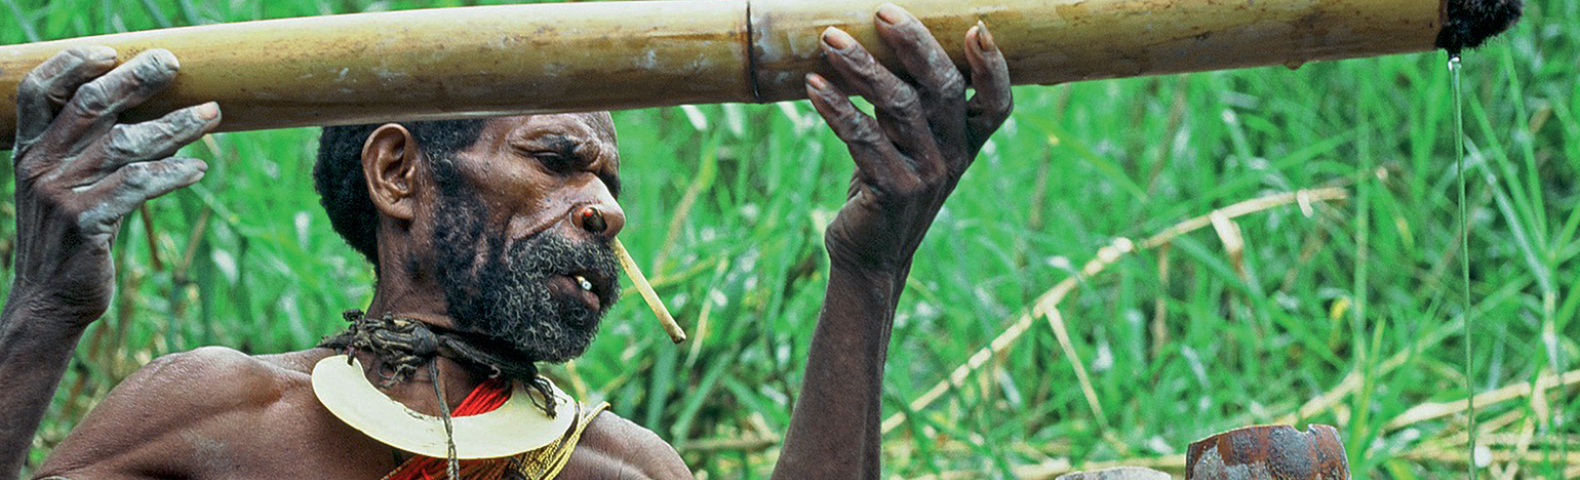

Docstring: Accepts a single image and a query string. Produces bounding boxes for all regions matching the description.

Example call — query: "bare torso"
[35,347,689,480]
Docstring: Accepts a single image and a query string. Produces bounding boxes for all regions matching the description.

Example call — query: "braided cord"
[319,310,559,416]
[429,360,461,480]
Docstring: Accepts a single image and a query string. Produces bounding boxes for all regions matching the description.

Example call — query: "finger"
[820,27,942,171]
[805,73,919,193]
[75,157,207,232]
[71,102,220,179]
[42,49,181,153]
[873,4,968,148]
[964,23,1013,150]
[13,46,119,153]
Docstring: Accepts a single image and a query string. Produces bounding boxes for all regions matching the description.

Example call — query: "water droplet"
[1473,445,1493,467]
[1450,50,1479,480]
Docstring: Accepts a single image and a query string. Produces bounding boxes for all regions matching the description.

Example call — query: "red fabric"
[383,378,513,480]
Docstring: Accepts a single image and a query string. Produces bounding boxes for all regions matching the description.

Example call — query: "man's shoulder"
[567,409,694,480]
[35,346,330,476]
[113,346,323,404]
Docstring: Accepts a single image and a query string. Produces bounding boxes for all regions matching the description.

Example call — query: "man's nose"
[573,202,625,238]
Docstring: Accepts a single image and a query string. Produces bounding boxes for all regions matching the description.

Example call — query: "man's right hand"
[9,47,218,327]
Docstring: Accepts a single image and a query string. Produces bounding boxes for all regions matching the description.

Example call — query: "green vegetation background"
[3,0,1576,478]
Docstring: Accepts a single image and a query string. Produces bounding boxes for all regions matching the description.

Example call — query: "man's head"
[313,113,623,363]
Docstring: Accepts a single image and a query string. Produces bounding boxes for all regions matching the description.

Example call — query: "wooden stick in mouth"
[611,238,686,344]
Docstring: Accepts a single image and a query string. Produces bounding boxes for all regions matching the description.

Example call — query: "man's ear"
[362,124,421,222]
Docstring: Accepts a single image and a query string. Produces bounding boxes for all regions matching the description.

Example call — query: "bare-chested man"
[0,5,1011,479]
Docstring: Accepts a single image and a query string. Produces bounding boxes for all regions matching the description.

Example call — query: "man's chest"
[236,453,650,480]
[169,417,656,480]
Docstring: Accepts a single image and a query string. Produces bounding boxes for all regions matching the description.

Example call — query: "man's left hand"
[808,3,1011,276]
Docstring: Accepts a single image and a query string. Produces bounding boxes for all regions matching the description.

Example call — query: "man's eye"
[531,152,572,169]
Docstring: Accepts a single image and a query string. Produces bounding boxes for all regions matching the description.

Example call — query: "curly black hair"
[313,119,488,265]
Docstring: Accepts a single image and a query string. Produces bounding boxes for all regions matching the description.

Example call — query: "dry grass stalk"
[1529,366,1555,428]
[1383,368,1580,431]
[1150,243,1171,360]
[139,205,163,271]
[653,148,713,273]
[1478,408,1531,437]
[1491,417,1536,480]
[881,310,1039,433]
[1273,313,1465,425]
[1045,307,1108,428]
[1421,408,1540,454]
[174,207,213,280]
[882,187,1349,434]
[1396,448,1580,467]
[1208,210,1247,279]
[1461,433,1580,448]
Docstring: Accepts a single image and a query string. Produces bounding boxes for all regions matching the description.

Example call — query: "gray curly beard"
[428,159,622,365]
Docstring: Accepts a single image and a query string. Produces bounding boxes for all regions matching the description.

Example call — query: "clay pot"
[1186,424,1349,480]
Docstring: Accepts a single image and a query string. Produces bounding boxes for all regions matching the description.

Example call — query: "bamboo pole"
[747,0,1443,101]
[0,0,1455,149]
[0,1,750,148]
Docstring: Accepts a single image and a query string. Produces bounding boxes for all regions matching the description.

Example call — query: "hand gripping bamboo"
[0,0,1519,150]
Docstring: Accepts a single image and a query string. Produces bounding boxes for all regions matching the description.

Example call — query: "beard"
[429,179,622,364]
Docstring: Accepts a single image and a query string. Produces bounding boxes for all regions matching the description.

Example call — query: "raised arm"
[0,47,218,479]
[771,5,1011,479]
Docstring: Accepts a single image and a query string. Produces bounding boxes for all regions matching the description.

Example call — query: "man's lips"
[553,270,613,311]
[550,274,600,310]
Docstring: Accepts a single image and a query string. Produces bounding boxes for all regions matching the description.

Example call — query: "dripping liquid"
[1450,53,1477,480]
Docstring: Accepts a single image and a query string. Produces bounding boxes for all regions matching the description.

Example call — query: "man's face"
[423,113,624,363]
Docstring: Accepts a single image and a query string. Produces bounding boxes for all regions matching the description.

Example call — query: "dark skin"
[0,5,1011,479]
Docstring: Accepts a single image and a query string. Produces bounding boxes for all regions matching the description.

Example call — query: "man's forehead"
[482,112,617,144]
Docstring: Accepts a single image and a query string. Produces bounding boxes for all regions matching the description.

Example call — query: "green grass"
[3,0,1578,478]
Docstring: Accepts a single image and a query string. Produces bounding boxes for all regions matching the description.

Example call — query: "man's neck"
[364,275,452,330]
[355,261,485,413]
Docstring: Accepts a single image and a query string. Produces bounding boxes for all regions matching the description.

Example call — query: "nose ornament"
[581,206,608,235]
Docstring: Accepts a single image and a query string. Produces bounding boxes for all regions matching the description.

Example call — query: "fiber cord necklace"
[319,310,557,479]
[430,360,460,480]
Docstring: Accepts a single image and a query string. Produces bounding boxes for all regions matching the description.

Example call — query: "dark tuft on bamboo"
[1436,0,1524,54]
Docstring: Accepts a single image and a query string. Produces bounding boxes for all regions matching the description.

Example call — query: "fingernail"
[976,22,996,51]
[191,159,209,172]
[86,46,117,62]
[822,27,854,51]
[876,3,906,25]
[805,73,830,91]
[195,102,219,120]
[152,49,180,71]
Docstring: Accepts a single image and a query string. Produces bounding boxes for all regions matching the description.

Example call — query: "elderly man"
[0,4,1010,479]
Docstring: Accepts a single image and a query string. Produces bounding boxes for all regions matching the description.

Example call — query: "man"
[0,4,1010,479]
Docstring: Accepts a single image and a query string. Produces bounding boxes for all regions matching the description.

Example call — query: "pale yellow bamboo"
[0,2,752,148]
[747,0,1442,101]
[0,0,1444,149]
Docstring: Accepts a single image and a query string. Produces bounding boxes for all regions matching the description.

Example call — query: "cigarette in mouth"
[611,238,686,344]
